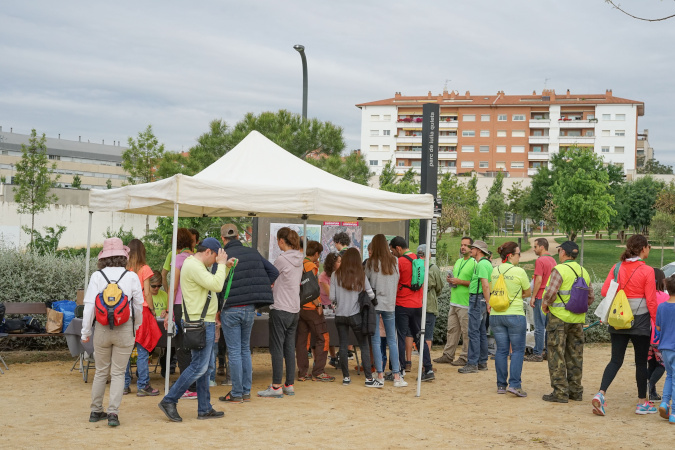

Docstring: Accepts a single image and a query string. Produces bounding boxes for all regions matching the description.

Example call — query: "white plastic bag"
[594,279,618,323]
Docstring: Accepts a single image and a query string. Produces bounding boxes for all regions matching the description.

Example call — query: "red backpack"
[95,270,133,331]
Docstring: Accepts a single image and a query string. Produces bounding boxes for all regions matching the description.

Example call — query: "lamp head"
[293,44,305,53]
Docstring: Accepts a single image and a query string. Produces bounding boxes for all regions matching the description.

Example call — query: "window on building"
[532,162,542,168]
[567,130,581,137]
[371,115,379,121]
[481,114,490,122]
[496,161,506,169]
[601,146,610,153]
[585,130,594,137]
[480,130,490,137]
[587,114,595,120]
[479,145,489,153]
[602,130,610,136]
[382,145,390,151]
[397,161,405,167]
[462,130,475,137]
[412,161,421,167]
[48,155,61,160]
[381,130,390,136]
[461,161,475,168]
[383,115,391,121]
[463,114,476,122]
[513,114,526,121]
[532,130,543,137]
[615,146,624,154]
[370,145,378,151]
[512,130,526,138]
[497,130,507,137]
[496,145,506,153]
[615,130,625,137]
[448,161,456,167]
[461,145,475,152]
[498,114,507,121]
[511,161,525,169]
[511,146,525,153]
[615,162,624,168]
[369,160,378,166]
[615,114,626,121]
[602,114,611,120]
[479,161,489,168]
[532,146,542,153]
[370,130,378,136]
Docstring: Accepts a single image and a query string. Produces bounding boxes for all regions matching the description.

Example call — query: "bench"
[3,302,64,337]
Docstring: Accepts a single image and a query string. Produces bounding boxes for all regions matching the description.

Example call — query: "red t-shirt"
[396,252,423,308]
[133,264,154,307]
[534,254,556,299]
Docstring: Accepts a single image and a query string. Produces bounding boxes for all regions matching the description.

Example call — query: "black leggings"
[648,355,665,389]
[599,333,650,399]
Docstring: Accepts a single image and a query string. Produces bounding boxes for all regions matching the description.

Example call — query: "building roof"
[356,89,645,116]
[0,130,126,162]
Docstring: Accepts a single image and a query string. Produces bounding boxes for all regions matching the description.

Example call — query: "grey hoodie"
[271,250,304,314]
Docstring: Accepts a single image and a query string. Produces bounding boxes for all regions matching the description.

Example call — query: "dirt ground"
[0,344,670,449]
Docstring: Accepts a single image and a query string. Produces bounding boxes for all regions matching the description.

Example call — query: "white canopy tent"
[86,130,436,395]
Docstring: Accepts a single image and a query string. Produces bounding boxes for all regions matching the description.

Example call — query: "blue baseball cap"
[200,237,222,253]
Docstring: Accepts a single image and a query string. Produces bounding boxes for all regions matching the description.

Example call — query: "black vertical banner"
[419,103,439,260]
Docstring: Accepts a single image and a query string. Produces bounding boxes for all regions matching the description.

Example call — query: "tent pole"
[84,211,93,290]
[302,217,307,257]
[164,203,180,394]
[416,219,432,397]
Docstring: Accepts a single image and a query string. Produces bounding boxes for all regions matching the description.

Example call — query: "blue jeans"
[661,349,675,406]
[162,322,215,414]
[533,298,547,356]
[467,294,488,366]
[491,314,527,389]
[221,305,255,397]
[124,343,150,389]
[209,345,217,383]
[370,310,400,375]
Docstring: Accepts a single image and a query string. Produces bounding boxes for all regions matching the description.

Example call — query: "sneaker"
[670,413,675,424]
[197,409,225,420]
[450,359,467,367]
[497,386,506,394]
[542,392,568,403]
[507,387,527,397]
[243,393,251,402]
[659,401,670,419]
[181,390,198,400]
[478,363,488,371]
[257,385,283,398]
[342,377,351,385]
[394,378,408,388]
[365,378,384,388]
[107,413,120,427]
[221,377,232,386]
[348,350,354,360]
[313,373,335,382]
[384,372,395,382]
[297,373,311,382]
[209,380,217,387]
[420,370,435,382]
[458,365,478,374]
[635,401,657,415]
[219,391,243,403]
[89,411,108,423]
[649,388,662,402]
[433,354,454,364]
[329,357,338,368]
[592,392,606,415]
[524,354,543,362]
[137,385,160,397]
[122,386,131,395]
[282,384,295,396]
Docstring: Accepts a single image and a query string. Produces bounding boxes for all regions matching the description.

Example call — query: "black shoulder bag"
[182,290,212,351]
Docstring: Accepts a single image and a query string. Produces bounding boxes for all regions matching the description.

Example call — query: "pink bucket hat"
[97,237,130,260]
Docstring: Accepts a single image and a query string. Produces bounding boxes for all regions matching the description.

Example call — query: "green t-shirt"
[490,263,530,316]
[152,290,168,317]
[163,250,174,272]
[469,258,493,295]
[450,257,476,307]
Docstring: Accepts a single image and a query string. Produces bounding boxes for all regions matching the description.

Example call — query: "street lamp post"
[293,44,308,120]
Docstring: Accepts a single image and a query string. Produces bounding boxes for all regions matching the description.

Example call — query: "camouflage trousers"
[546,313,584,399]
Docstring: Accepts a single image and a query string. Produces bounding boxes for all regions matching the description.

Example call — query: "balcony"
[395,150,421,159]
[558,136,595,145]
[395,165,421,174]
[438,151,457,160]
[396,136,422,144]
[529,136,550,144]
[439,136,458,144]
[528,152,550,161]
[439,121,458,128]
[528,168,540,176]
[439,166,457,174]
[529,119,550,128]
[558,119,597,128]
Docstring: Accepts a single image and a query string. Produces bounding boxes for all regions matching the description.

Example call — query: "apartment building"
[636,129,654,169]
[357,89,644,178]
[0,128,128,189]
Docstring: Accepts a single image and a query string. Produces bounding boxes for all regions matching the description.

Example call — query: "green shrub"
[433,283,451,345]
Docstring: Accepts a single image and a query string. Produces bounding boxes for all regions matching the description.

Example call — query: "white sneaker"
[394,378,408,388]
[365,378,384,388]
[342,377,351,385]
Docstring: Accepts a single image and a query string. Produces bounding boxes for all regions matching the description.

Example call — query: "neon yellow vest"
[545,261,590,324]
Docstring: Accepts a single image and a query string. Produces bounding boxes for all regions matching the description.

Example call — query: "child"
[648,269,668,401]
[150,270,168,318]
[656,275,675,423]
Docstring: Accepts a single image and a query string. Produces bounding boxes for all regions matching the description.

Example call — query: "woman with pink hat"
[81,238,144,427]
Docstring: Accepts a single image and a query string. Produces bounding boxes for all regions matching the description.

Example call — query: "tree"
[656,181,675,215]
[307,152,371,186]
[622,176,664,233]
[638,158,674,175]
[106,178,113,189]
[22,224,67,255]
[123,125,166,234]
[483,172,507,240]
[71,174,82,189]
[379,164,419,194]
[507,181,530,219]
[651,211,675,266]
[524,165,555,222]
[551,146,616,265]
[438,173,475,235]
[541,193,558,235]
[13,129,60,249]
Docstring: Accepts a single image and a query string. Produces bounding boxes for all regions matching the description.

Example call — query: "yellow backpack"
[607,264,639,330]
[490,266,519,312]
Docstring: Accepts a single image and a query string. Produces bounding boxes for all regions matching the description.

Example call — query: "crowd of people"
[80,228,675,427]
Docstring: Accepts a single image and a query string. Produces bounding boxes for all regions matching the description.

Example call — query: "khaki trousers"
[441,305,469,362]
[90,321,135,415]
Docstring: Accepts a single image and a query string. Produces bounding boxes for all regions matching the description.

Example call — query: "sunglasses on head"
[150,284,162,288]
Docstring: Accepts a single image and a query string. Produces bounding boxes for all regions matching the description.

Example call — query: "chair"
[0,333,9,374]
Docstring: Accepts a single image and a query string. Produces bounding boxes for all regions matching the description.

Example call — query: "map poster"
[268,223,322,263]
[320,224,362,261]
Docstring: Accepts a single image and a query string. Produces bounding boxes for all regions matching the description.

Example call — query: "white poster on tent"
[269,223,321,263]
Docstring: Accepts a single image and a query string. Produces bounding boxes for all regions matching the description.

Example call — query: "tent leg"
[84,211,93,290]
[164,203,180,394]
[302,217,307,257]
[416,219,432,398]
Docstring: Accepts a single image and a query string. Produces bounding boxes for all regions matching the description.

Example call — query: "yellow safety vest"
[545,261,590,324]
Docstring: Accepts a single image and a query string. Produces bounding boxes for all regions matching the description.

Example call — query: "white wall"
[360,105,397,174]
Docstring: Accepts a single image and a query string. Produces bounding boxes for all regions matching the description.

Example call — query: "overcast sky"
[2,0,674,165]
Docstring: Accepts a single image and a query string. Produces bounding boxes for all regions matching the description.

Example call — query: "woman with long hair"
[331,247,378,387]
[320,252,340,367]
[81,238,143,426]
[258,227,304,398]
[490,241,531,397]
[365,234,406,387]
[593,234,658,416]
[124,238,161,397]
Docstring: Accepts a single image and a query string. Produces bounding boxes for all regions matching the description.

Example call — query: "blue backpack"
[557,264,591,314]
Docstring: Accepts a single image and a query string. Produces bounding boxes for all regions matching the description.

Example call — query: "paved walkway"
[519,234,566,262]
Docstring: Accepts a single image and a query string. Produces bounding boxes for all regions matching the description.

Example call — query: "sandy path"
[0,345,670,449]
